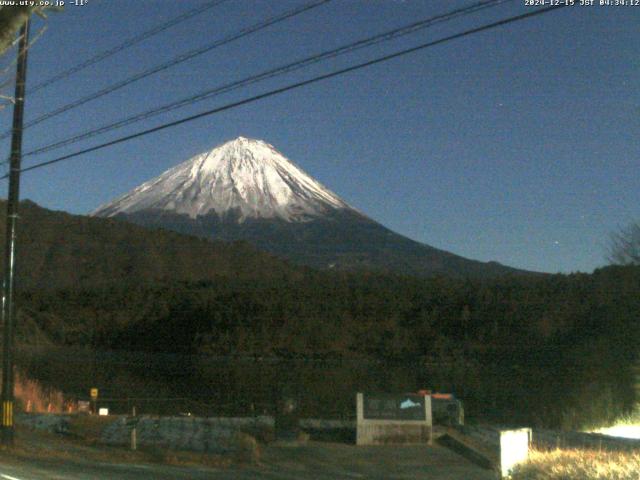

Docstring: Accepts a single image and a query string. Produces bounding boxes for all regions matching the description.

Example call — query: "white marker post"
[499,428,531,478]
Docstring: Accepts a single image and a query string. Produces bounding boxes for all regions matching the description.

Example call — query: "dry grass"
[510,448,640,480]
[0,424,142,465]
[14,371,65,413]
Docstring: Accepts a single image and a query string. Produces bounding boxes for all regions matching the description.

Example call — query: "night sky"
[0,0,637,274]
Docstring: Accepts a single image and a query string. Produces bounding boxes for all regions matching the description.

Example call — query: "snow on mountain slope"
[92,137,351,222]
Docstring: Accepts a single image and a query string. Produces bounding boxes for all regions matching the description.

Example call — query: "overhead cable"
[24,0,512,158]
[2,5,567,180]
[0,0,333,140]
[28,0,229,95]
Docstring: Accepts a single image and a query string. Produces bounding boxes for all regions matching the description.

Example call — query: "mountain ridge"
[93,136,537,278]
[0,199,301,290]
[117,207,529,278]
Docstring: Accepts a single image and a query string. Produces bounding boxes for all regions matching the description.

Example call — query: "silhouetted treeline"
[16,265,640,429]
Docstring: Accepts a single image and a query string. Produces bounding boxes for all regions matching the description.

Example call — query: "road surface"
[0,442,495,479]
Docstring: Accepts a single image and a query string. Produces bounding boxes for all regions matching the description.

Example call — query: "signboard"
[356,392,432,445]
[363,394,427,421]
[90,388,99,400]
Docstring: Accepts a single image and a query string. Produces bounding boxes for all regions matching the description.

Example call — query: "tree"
[0,7,32,57]
[0,6,60,111]
[0,6,59,57]
[608,222,640,266]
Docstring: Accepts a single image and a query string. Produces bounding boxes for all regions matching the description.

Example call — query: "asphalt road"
[0,443,496,480]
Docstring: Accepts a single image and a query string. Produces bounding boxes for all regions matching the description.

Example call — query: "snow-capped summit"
[92,137,351,222]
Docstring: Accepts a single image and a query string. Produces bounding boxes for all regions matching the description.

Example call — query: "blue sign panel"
[363,394,426,421]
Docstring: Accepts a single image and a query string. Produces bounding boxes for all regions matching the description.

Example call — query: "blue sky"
[0,0,638,274]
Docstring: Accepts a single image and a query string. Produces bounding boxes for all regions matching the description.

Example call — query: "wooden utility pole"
[1,18,30,445]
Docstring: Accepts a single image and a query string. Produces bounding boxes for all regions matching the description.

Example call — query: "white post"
[500,428,531,478]
[131,406,137,451]
[424,395,432,445]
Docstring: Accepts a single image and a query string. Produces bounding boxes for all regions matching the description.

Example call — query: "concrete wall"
[101,415,273,453]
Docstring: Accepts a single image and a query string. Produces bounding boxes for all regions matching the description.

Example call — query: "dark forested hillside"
[16,264,640,429]
[0,200,302,290]
[21,267,639,359]
[2,200,638,429]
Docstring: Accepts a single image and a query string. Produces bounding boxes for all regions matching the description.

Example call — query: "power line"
[23,0,512,159]
[2,5,567,180]
[0,0,332,140]
[28,0,229,95]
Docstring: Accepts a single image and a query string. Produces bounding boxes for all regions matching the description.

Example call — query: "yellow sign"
[2,401,13,427]
[90,388,98,399]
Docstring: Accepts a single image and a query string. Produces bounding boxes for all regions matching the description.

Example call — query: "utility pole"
[1,18,30,445]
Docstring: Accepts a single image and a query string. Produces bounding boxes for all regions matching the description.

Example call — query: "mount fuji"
[93,137,525,277]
